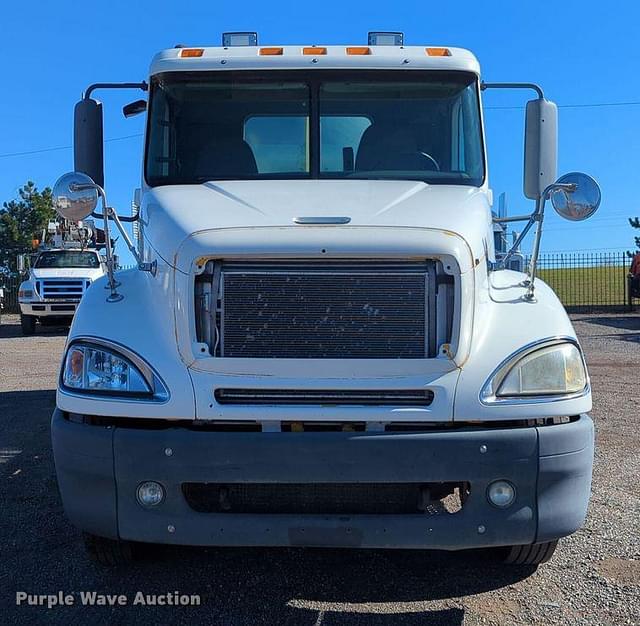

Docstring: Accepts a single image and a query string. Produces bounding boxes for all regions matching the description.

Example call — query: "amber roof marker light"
[259,47,284,56]
[303,47,327,55]
[346,46,371,55]
[180,48,204,58]
[426,47,452,57]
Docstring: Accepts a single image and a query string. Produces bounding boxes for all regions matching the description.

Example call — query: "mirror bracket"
[523,183,571,300]
[480,81,544,99]
[493,181,586,301]
[138,260,157,276]
[92,210,138,223]
[66,185,122,302]
[83,81,148,100]
[53,172,150,302]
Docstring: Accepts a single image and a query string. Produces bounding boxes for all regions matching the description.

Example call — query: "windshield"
[34,251,100,269]
[146,70,484,187]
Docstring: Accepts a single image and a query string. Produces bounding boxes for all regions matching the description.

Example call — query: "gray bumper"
[51,410,594,549]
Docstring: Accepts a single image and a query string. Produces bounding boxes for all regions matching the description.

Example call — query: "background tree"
[0,182,54,273]
[630,216,640,253]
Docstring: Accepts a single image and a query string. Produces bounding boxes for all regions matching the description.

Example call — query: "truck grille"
[36,279,89,300]
[196,260,436,359]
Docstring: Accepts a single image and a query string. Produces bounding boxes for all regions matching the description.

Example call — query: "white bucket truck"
[51,32,601,565]
[17,221,105,334]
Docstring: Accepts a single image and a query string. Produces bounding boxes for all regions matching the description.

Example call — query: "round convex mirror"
[550,172,601,221]
[52,172,99,221]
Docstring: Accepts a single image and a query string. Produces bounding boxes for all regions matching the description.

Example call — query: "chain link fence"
[2,252,636,315]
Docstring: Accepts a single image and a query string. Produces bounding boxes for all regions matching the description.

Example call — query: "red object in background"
[630,252,640,277]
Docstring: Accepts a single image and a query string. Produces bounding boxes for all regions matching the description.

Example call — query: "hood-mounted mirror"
[493,171,601,301]
[550,172,601,221]
[525,172,601,300]
[52,171,99,221]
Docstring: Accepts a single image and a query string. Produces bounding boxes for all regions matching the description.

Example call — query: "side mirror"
[524,98,558,200]
[550,172,601,221]
[123,99,147,118]
[52,172,99,221]
[16,254,27,273]
[74,98,104,188]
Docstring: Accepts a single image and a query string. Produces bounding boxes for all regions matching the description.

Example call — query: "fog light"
[487,480,516,508]
[136,481,164,507]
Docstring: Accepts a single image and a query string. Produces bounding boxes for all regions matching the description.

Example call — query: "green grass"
[538,265,628,307]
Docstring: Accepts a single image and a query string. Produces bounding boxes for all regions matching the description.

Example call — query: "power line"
[486,100,640,110]
[0,133,143,159]
[547,217,638,227]
[544,247,629,252]
[545,223,631,232]
[1,96,640,161]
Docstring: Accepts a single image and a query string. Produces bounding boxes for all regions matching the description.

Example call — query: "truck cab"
[18,247,105,334]
[50,33,600,566]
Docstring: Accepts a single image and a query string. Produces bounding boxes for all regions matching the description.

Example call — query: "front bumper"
[51,410,594,549]
[20,301,78,316]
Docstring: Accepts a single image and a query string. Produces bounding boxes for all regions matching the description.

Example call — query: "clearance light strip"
[178,46,454,59]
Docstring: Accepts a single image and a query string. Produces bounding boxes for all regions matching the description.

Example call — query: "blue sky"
[1,0,639,265]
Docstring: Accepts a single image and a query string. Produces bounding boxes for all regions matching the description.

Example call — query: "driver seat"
[193,126,258,179]
[356,123,428,172]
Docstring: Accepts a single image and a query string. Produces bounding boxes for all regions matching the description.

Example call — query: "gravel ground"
[0,312,637,625]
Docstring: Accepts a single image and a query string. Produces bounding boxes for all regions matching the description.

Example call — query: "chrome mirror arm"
[492,182,577,297]
[69,183,155,302]
[524,182,577,301]
[70,182,122,302]
[105,207,156,276]
[497,214,537,269]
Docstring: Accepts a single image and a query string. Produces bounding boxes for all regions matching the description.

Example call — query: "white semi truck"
[51,33,601,566]
[17,221,106,334]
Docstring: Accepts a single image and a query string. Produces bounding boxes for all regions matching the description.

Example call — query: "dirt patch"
[597,558,640,586]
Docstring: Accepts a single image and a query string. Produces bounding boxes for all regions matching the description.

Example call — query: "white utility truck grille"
[196,260,437,359]
[36,279,89,300]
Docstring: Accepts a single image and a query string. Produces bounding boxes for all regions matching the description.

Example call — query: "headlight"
[18,289,34,299]
[63,343,151,395]
[482,340,588,401]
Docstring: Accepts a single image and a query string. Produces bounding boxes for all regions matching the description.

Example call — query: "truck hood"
[143,180,492,271]
[30,267,104,280]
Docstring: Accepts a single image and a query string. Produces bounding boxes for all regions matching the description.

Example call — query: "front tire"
[83,533,136,565]
[20,314,36,335]
[500,540,558,565]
